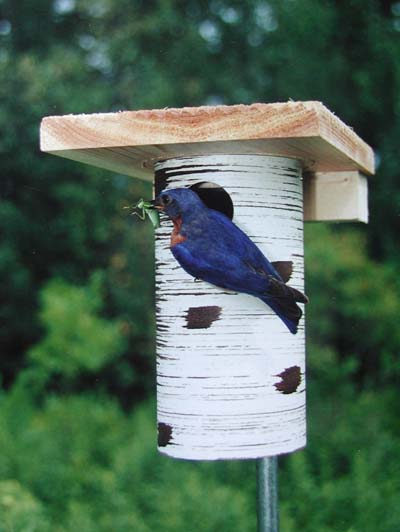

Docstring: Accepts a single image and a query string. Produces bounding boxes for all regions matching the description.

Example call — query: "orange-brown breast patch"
[170,216,187,247]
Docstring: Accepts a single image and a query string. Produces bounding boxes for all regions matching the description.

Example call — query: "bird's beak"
[150,198,165,211]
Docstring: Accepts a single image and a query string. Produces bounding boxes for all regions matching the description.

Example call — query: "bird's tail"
[259,284,308,335]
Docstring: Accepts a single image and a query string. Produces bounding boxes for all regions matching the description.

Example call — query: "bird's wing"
[172,239,265,293]
[172,209,281,295]
[207,212,297,285]
[207,210,284,279]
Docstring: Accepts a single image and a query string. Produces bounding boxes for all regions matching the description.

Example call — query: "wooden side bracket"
[303,171,368,223]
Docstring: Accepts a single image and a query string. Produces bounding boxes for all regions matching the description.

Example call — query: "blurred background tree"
[0,0,399,530]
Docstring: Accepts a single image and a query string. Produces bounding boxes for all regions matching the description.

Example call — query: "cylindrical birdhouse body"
[155,154,306,460]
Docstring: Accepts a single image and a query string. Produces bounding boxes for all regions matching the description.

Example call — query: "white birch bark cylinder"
[154,154,306,460]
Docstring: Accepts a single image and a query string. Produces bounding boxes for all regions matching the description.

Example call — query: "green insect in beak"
[126,198,160,229]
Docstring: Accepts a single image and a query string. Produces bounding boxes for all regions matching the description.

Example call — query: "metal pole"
[257,457,279,532]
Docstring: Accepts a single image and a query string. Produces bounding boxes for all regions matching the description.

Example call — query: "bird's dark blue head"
[153,188,206,220]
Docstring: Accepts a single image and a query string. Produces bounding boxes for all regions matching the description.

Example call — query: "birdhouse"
[40,102,374,461]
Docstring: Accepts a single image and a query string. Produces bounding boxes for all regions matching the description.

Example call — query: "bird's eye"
[161,194,172,205]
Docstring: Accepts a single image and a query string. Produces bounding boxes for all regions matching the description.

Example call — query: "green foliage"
[0,390,255,532]
[0,480,48,532]
[305,225,400,384]
[28,273,126,379]
[0,378,399,531]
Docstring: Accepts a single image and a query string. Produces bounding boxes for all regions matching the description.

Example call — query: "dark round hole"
[190,182,234,220]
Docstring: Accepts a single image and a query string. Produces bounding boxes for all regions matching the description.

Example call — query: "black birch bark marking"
[185,306,222,329]
[274,366,302,394]
[154,167,169,196]
[271,261,293,283]
[158,422,173,447]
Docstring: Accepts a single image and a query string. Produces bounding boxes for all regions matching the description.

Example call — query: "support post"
[257,457,279,532]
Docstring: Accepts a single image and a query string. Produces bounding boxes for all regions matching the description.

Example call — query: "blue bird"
[153,188,308,334]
